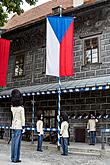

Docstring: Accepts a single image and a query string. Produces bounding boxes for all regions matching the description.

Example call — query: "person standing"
[36,113,43,152]
[11,89,25,163]
[60,113,69,156]
[87,114,98,145]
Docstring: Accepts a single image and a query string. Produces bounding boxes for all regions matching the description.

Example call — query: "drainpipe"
[31,53,35,84]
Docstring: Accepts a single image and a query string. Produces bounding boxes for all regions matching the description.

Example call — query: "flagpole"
[31,95,35,144]
[57,4,63,149]
[57,77,61,148]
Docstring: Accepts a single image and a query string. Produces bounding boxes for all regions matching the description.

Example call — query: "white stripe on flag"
[46,18,60,77]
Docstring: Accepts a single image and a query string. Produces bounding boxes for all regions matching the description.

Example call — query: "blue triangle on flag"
[47,16,73,43]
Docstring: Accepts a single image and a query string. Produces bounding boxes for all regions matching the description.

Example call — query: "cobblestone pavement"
[0,141,110,165]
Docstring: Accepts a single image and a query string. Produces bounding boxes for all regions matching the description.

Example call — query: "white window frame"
[82,35,101,65]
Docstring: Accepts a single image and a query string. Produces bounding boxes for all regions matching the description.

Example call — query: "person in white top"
[87,114,98,145]
[11,89,25,163]
[60,112,69,156]
[36,113,43,152]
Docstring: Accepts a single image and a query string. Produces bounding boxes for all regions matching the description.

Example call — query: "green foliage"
[0,0,38,27]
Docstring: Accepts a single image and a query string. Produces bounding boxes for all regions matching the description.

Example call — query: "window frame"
[43,109,57,128]
[83,35,100,65]
[13,53,25,78]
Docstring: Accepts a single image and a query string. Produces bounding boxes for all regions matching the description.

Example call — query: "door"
[75,127,85,142]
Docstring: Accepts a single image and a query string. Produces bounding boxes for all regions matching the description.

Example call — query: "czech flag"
[46,16,74,77]
[0,38,10,86]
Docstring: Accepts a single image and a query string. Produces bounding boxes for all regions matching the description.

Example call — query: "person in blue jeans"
[11,130,22,162]
[11,89,25,163]
[89,131,96,145]
[60,112,69,156]
[87,113,98,145]
[36,113,43,152]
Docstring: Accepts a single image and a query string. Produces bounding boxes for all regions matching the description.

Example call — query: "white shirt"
[37,120,43,135]
[60,121,69,138]
[11,106,25,130]
[87,119,98,131]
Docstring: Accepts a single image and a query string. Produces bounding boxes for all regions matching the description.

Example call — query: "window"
[84,37,99,65]
[43,110,57,128]
[14,55,24,77]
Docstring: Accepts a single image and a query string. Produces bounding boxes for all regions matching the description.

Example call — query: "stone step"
[69,148,101,156]
[21,144,101,156]
[69,151,100,156]
[0,140,103,156]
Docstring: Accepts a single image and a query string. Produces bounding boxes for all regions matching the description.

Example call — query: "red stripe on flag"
[60,21,74,76]
[0,38,10,86]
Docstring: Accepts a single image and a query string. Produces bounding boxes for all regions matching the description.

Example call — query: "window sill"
[81,62,102,68]
[12,75,25,78]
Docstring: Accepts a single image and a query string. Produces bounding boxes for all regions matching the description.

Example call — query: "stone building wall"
[5,3,110,88]
[1,89,110,142]
[1,2,110,142]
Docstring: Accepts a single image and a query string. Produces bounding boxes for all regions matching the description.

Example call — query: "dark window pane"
[14,55,24,77]
[84,37,99,64]
[92,38,98,48]
[85,39,91,50]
